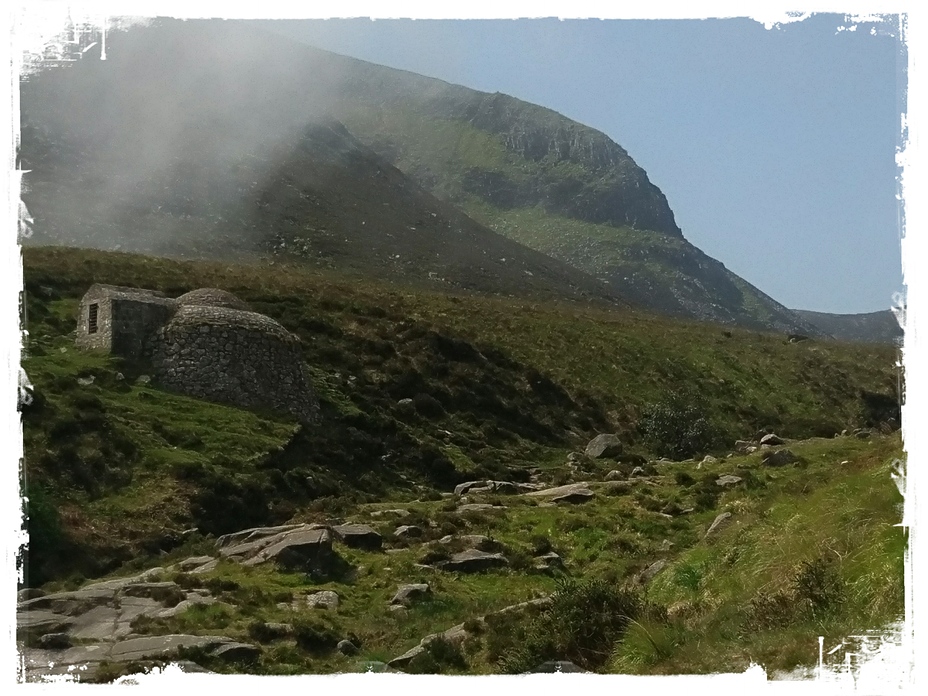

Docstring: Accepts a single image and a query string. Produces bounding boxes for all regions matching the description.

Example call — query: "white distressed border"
[2,1,919,693]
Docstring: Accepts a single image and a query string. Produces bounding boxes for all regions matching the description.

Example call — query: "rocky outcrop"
[217,524,336,574]
[17,568,256,682]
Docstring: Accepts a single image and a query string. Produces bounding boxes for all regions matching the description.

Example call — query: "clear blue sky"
[262,14,904,314]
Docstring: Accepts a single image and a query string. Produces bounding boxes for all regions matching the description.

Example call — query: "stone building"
[75,284,318,424]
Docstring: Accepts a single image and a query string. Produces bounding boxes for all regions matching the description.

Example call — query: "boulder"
[585,434,623,459]
[332,524,383,551]
[36,632,72,650]
[604,470,624,481]
[715,474,743,487]
[702,455,718,464]
[534,552,564,572]
[454,480,489,496]
[390,584,431,606]
[17,588,46,602]
[855,429,872,439]
[734,440,753,453]
[337,639,359,656]
[394,525,424,539]
[243,527,335,573]
[759,433,785,446]
[305,590,340,610]
[210,642,260,662]
[705,512,732,538]
[630,467,645,478]
[761,449,799,467]
[639,559,667,583]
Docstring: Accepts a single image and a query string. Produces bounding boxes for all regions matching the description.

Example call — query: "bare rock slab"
[441,549,508,573]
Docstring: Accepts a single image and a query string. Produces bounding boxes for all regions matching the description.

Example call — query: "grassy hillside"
[18,247,903,678]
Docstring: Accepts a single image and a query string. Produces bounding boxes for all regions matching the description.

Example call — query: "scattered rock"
[639,559,667,583]
[762,449,799,467]
[332,524,383,551]
[337,639,359,656]
[210,642,260,662]
[715,474,743,487]
[705,512,733,538]
[759,433,785,446]
[734,440,753,453]
[457,503,503,513]
[630,467,645,478]
[454,480,518,496]
[702,455,718,464]
[175,556,214,572]
[604,470,624,481]
[534,552,563,572]
[523,482,592,498]
[136,375,151,385]
[305,590,340,610]
[394,525,424,539]
[551,487,594,504]
[441,549,508,573]
[855,429,872,439]
[36,633,72,650]
[585,434,623,459]
[77,375,95,386]
[391,584,431,606]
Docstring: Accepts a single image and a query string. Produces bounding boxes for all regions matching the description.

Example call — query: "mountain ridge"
[20,18,822,335]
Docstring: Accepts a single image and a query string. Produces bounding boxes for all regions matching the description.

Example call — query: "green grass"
[18,246,904,676]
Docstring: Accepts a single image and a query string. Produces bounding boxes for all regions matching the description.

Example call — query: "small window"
[88,303,99,334]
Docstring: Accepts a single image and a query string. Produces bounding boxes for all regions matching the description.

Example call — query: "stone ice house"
[75,284,318,424]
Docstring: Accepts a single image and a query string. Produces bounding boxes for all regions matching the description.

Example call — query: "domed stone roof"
[164,304,298,344]
[175,288,250,311]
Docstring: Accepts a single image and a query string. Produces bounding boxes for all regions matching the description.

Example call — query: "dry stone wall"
[150,305,318,424]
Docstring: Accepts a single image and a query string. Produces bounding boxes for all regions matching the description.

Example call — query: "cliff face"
[454,92,682,234]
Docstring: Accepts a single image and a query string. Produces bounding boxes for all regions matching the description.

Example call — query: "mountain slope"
[19,72,621,306]
[20,18,820,334]
[793,309,903,345]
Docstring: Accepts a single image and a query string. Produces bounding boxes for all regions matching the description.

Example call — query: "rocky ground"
[17,426,896,680]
